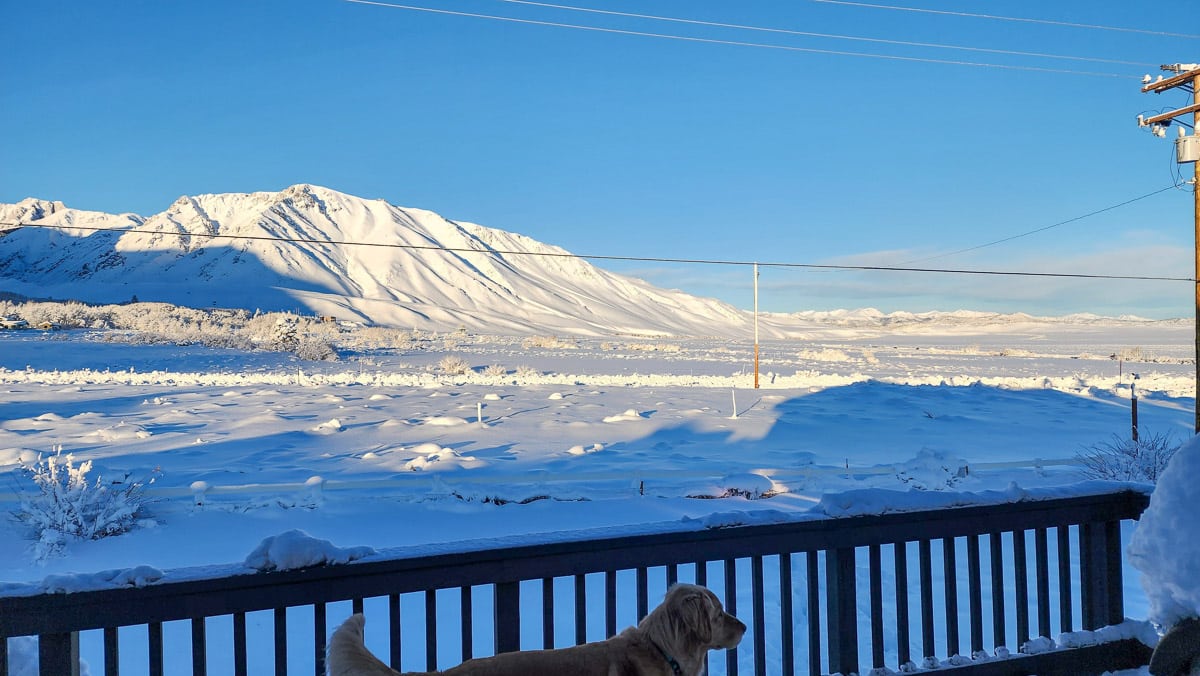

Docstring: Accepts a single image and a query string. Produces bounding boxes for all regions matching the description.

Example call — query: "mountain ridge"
[0,184,755,337]
[0,184,1180,337]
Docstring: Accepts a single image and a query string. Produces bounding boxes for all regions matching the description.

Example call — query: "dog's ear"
[679,591,713,643]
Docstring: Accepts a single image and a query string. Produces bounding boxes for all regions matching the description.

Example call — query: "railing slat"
[725,558,739,676]
[636,567,649,622]
[604,571,617,639]
[943,536,959,659]
[825,547,858,675]
[967,534,983,657]
[751,555,766,676]
[541,578,554,650]
[1,632,8,676]
[989,532,1005,652]
[389,593,403,669]
[233,611,247,676]
[919,539,935,662]
[149,622,163,676]
[1035,528,1051,639]
[1057,526,1074,634]
[869,544,885,669]
[667,563,678,587]
[1014,530,1030,648]
[273,608,286,676]
[806,551,820,676]
[573,574,586,645]
[779,552,794,676]
[461,586,473,660]
[494,582,520,654]
[894,541,911,669]
[104,626,120,676]
[425,589,437,671]
[313,602,326,676]
[191,616,207,676]
[38,632,79,676]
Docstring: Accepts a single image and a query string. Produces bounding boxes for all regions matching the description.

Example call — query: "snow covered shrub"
[1077,432,1179,483]
[12,450,157,559]
[515,364,539,378]
[522,335,577,350]
[481,364,507,378]
[437,355,471,375]
[796,348,852,362]
[294,334,337,361]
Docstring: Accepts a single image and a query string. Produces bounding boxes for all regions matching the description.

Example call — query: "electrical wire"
[482,0,1154,68]
[809,0,1200,40]
[1,220,1191,283]
[342,0,1136,79]
[899,183,1185,265]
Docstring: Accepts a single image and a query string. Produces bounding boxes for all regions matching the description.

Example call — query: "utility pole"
[1139,62,1200,432]
[753,262,760,389]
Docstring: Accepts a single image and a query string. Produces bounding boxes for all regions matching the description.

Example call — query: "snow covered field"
[1,318,1195,674]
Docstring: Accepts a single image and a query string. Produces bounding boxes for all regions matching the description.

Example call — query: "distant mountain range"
[0,185,1178,337]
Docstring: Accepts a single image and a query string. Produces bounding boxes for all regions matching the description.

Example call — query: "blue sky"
[2,1,1196,317]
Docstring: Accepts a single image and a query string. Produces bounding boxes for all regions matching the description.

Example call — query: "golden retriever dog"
[327,583,745,676]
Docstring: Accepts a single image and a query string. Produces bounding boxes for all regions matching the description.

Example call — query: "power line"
[2,220,1191,283]
[484,0,1154,68]
[900,183,1185,265]
[343,0,1135,79]
[810,0,1200,40]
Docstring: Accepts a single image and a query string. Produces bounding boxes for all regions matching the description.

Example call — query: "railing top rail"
[0,485,1151,637]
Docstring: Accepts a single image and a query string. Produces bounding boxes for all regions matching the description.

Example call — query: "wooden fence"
[0,487,1153,675]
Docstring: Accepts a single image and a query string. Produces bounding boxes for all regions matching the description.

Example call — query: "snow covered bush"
[12,450,156,559]
[522,335,577,349]
[481,364,507,378]
[294,334,337,361]
[1076,432,1179,483]
[437,355,471,375]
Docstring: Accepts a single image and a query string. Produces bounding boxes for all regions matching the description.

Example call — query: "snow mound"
[312,418,343,434]
[423,416,469,427]
[243,529,375,572]
[894,448,968,490]
[603,409,644,423]
[1128,435,1200,628]
[91,421,151,441]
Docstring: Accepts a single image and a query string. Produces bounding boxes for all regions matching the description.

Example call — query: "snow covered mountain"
[0,185,752,337]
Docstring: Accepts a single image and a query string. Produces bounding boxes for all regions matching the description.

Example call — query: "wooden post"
[753,263,760,389]
[1140,65,1200,431]
[1194,70,1200,432]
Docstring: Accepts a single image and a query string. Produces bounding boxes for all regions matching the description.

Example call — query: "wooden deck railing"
[0,486,1153,676]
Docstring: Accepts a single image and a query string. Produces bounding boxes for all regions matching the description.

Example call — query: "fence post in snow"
[1130,375,1139,442]
[731,390,738,419]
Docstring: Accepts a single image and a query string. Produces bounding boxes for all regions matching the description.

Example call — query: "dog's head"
[658,583,746,650]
